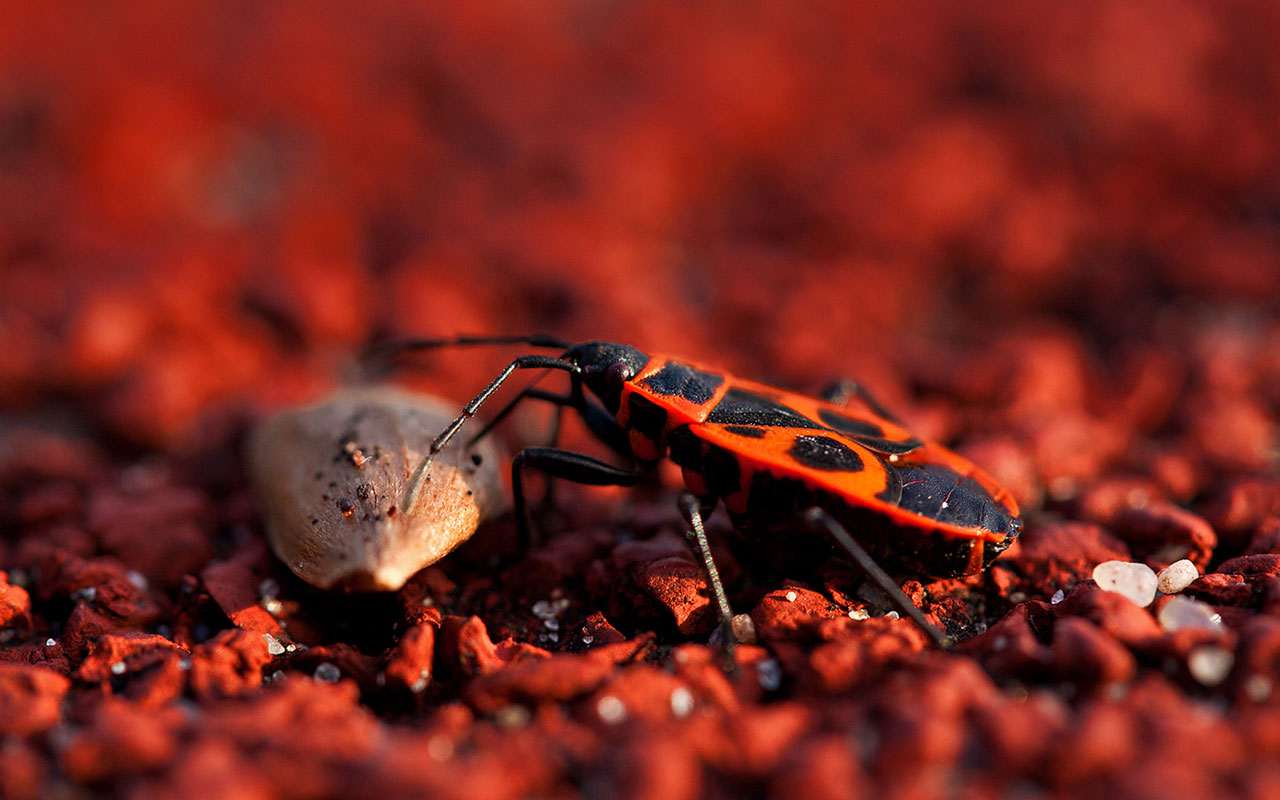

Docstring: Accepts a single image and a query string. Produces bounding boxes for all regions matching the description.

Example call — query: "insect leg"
[402,355,580,512]
[676,493,737,646]
[510,447,645,553]
[464,386,575,448]
[801,507,951,649]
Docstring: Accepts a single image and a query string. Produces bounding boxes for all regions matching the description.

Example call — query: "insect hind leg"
[802,507,951,649]
[676,493,739,653]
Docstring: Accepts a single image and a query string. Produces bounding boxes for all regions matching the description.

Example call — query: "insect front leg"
[510,447,645,554]
[801,507,950,648]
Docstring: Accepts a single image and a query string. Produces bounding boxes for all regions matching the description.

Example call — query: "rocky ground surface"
[2,2,1280,798]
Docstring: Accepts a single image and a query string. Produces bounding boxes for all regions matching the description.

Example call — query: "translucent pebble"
[263,634,286,656]
[730,613,757,645]
[45,638,56,647]
[784,590,798,602]
[1245,675,1273,702]
[1188,646,1234,686]
[1092,561,1159,607]
[313,662,341,683]
[596,695,627,724]
[1157,596,1222,633]
[110,661,126,675]
[756,659,783,691]
[1157,559,1199,594]
[1050,589,1065,605]
[670,687,695,718]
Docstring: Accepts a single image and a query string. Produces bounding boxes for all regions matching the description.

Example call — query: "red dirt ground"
[2,2,1280,798]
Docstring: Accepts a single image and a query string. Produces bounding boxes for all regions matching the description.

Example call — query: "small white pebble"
[531,600,555,619]
[410,669,430,693]
[670,687,695,718]
[127,571,149,590]
[45,638,57,647]
[1245,675,1273,703]
[848,608,869,620]
[1092,561,1159,607]
[885,611,900,620]
[258,578,281,598]
[1188,646,1234,686]
[581,633,594,646]
[313,662,341,683]
[264,634,286,656]
[261,598,284,615]
[427,736,454,761]
[1157,559,1199,594]
[110,661,126,676]
[179,658,193,672]
[784,590,798,603]
[730,614,757,645]
[1050,589,1065,604]
[756,659,783,691]
[596,695,627,724]
[1157,596,1222,633]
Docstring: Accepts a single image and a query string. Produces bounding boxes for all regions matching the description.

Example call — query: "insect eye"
[605,362,634,385]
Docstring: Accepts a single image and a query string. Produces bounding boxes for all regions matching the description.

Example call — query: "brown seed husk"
[247,386,506,591]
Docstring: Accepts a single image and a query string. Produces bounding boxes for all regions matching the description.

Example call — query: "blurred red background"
[0,0,1277,462]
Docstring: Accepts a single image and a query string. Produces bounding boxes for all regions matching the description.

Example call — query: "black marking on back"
[787,435,865,472]
[723,425,766,438]
[641,361,724,404]
[896,464,1016,535]
[708,387,825,430]
[627,393,668,441]
[818,408,923,456]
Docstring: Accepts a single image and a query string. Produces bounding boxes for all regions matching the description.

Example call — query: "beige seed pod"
[248,386,506,591]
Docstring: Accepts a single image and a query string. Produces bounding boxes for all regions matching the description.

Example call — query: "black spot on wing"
[788,435,865,472]
[641,361,724,404]
[818,408,922,456]
[708,387,826,429]
[723,425,766,438]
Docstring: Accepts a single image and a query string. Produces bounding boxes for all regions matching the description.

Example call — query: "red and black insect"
[375,336,1022,646]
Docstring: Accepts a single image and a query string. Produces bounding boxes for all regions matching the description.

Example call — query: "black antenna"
[361,334,572,377]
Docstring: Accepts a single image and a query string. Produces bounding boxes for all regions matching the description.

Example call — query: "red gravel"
[3,2,1280,798]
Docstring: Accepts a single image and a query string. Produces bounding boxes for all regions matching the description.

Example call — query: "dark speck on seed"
[471,453,484,466]
[337,499,355,517]
[387,506,397,517]
[356,483,373,501]
[314,471,323,480]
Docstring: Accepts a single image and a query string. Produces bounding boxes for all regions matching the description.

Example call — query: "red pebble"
[58,699,181,782]
[0,664,69,736]
[1007,521,1130,591]
[383,622,435,694]
[0,572,32,635]
[187,629,273,698]
[770,734,868,800]
[74,632,184,683]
